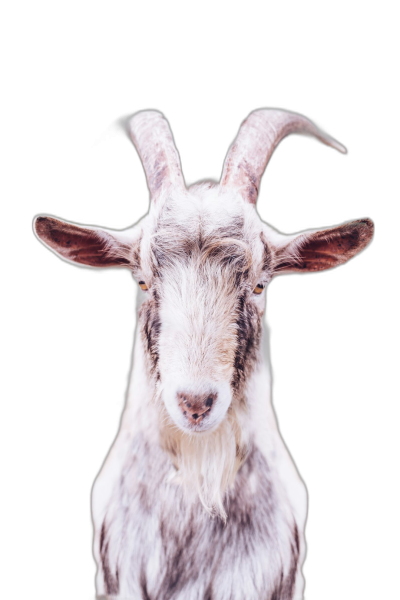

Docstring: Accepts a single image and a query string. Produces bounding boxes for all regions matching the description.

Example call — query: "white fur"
[34,109,370,600]
[91,183,307,598]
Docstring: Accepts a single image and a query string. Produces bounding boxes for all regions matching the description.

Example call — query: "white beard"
[159,401,249,520]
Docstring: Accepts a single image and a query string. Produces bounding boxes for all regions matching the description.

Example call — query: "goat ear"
[273,218,374,275]
[34,216,139,268]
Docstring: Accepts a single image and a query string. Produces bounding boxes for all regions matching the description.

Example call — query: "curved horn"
[220,109,347,204]
[128,110,185,200]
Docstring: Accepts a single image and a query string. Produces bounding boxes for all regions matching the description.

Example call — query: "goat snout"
[177,391,217,426]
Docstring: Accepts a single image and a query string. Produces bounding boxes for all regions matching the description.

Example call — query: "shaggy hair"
[159,395,250,520]
[34,109,374,600]
[134,190,266,518]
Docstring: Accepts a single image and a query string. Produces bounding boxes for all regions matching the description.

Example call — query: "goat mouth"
[192,406,211,423]
[163,383,231,434]
[186,406,212,427]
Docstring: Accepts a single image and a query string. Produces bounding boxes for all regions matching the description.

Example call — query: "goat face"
[136,186,270,434]
[35,109,373,440]
[34,109,373,514]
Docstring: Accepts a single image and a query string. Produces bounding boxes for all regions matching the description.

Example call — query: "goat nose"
[177,391,217,425]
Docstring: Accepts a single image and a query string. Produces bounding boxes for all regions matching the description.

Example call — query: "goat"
[34,109,374,600]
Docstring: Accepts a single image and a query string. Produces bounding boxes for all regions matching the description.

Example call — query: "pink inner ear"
[35,217,131,267]
[274,219,374,273]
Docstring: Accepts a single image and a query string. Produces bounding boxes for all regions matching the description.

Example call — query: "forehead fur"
[139,183,270,279]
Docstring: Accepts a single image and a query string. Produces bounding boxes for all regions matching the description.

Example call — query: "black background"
[21,9,387,600]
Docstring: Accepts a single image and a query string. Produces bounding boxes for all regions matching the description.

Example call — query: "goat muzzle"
[177,391,217,426]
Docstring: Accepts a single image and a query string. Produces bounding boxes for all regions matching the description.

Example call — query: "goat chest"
[97,435,302,600]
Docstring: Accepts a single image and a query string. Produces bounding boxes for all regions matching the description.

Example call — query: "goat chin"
[159,401,249,521]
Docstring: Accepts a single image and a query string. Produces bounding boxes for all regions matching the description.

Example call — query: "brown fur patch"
[232,293,262,393]
[35,216,137,268]
[100,521,119,595]
[274,218,374,273]
[260,231,273,272]
[139,291,161,379]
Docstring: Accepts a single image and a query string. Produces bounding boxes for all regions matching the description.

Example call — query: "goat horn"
[220,109,347,204]
[127,110,185,201]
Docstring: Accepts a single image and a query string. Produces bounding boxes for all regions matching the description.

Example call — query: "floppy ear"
[34,216,140,268]
[273,218,374,275]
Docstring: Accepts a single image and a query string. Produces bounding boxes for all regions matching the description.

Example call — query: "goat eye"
[138,281,149,291]
[253,283,265,295]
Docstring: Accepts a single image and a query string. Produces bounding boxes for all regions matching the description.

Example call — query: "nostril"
[177,390,217,425]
